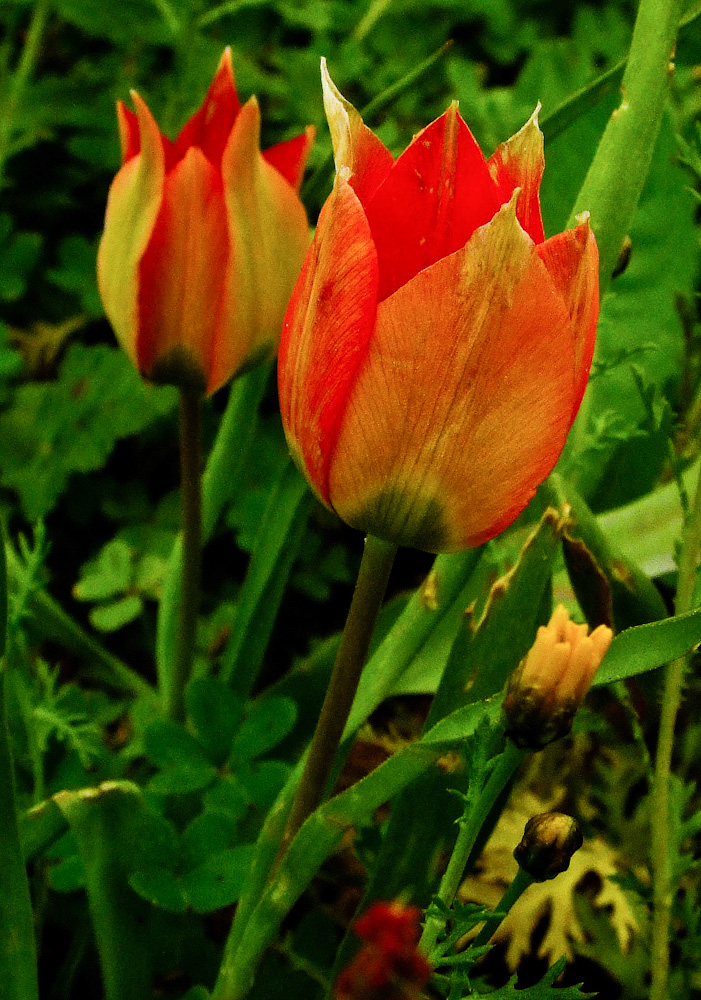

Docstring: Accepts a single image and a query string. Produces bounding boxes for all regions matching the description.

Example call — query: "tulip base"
[164,388,203,722]
[280,533,397,854]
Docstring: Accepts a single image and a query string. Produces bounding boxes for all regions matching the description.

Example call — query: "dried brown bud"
[503,604,613,749]
[513,812,583,881]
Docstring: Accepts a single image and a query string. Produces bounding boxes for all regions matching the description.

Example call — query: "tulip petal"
[321,58,394,206]
[278,176,379,505]
[487,106,545,244]
[364,104,503,301]
[136,146,229,388]
[117,101,141,165]
[97,92,165,367]
[537,215,599,414]
[172,47,240,170]
[328,197,577,551]
[263,125,315,192]
[215,97,312,394]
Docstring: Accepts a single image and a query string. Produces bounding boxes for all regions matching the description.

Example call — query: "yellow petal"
[215,96,311,393]
[97,91,164,366]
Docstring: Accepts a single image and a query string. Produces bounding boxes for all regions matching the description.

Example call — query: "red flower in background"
[278,61,599,552]
[335,902,431,1000]
[98,48,313,395]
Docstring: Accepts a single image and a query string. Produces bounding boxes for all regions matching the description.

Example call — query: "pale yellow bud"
[503,604,613,749]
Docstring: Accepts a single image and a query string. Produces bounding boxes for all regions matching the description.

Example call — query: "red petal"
[136,147,229,383]
[263,125,315,191]
[321,59,394,206]
[278,177,378,505]
[117,101,141,164]
[487,107,545,244]
[537,215,599,416]
[364,104,502,301]
[172,47,240,169]
[328,197,577,551]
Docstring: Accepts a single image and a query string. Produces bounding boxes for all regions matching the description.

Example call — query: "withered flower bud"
[503,604,613,749]
[514,812,583,881]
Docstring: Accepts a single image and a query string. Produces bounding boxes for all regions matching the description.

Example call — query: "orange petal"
[117,100,141,164]
[537,214,599,415]
[487,106,545,244]
[321,58,394,207]
[263,125,315,192]
[328,196,577,551]
[172,47,240,169]
[364,104,503,301]
[278,175,379,505]
[97,91,165,367]
[136,146,229,386]
[214,96,311,394]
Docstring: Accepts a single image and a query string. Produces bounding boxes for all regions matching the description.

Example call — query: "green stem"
[567,0,685,459]
[472,868,534,950]
[649,461,701,1000]
[568,0,684,289]
[156,365,269,699]
[164,389,202,722]
[0,1,49,192]
[419,741,524,957]
[280,534,397,853]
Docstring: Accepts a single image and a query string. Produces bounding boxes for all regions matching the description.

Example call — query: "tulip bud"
[503,604,613,749]
[98,48,313,396]
[514,812,583,881]
[335,902,431,1000]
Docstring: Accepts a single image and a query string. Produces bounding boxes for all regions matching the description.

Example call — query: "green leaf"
[52,0,180,43]
[479,957,594,998]
[595,607,701,686]
[238,760,292,812]
[0,344,175,520]
[54,781,153,1000]
[46,235,103,317]
[186,678,244,767]
[89,594,143,632]
[0,535,38,998]
[74,539,133,602]
[563,112,698,508]
[181,810,239,867]
[232,698,297,762]
[0,215,41,302]
[181,845,255,913]
[221,459,313,696]
[128,867,187,914]
[143,719,212,770]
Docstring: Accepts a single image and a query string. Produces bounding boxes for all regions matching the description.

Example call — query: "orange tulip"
[98,49,314,396]
[278,62,599,552]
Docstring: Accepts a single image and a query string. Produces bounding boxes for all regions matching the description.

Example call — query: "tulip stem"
[279,534,397,854]
[166,388,203,722]
[649,460,701,1000]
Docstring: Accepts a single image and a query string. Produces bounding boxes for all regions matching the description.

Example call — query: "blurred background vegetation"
[0,1,700,995]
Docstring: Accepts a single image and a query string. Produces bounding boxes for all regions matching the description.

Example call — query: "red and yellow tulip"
[278,61,599,552]
[98,48,313,395]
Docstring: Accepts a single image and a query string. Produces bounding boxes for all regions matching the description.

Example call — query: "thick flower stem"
[280,534,397,854]
[419,741,524,959]
[649,462,701,1000]
[165,388,203,722]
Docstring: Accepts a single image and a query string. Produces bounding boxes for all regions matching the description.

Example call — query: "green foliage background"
[0,0,700,999]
